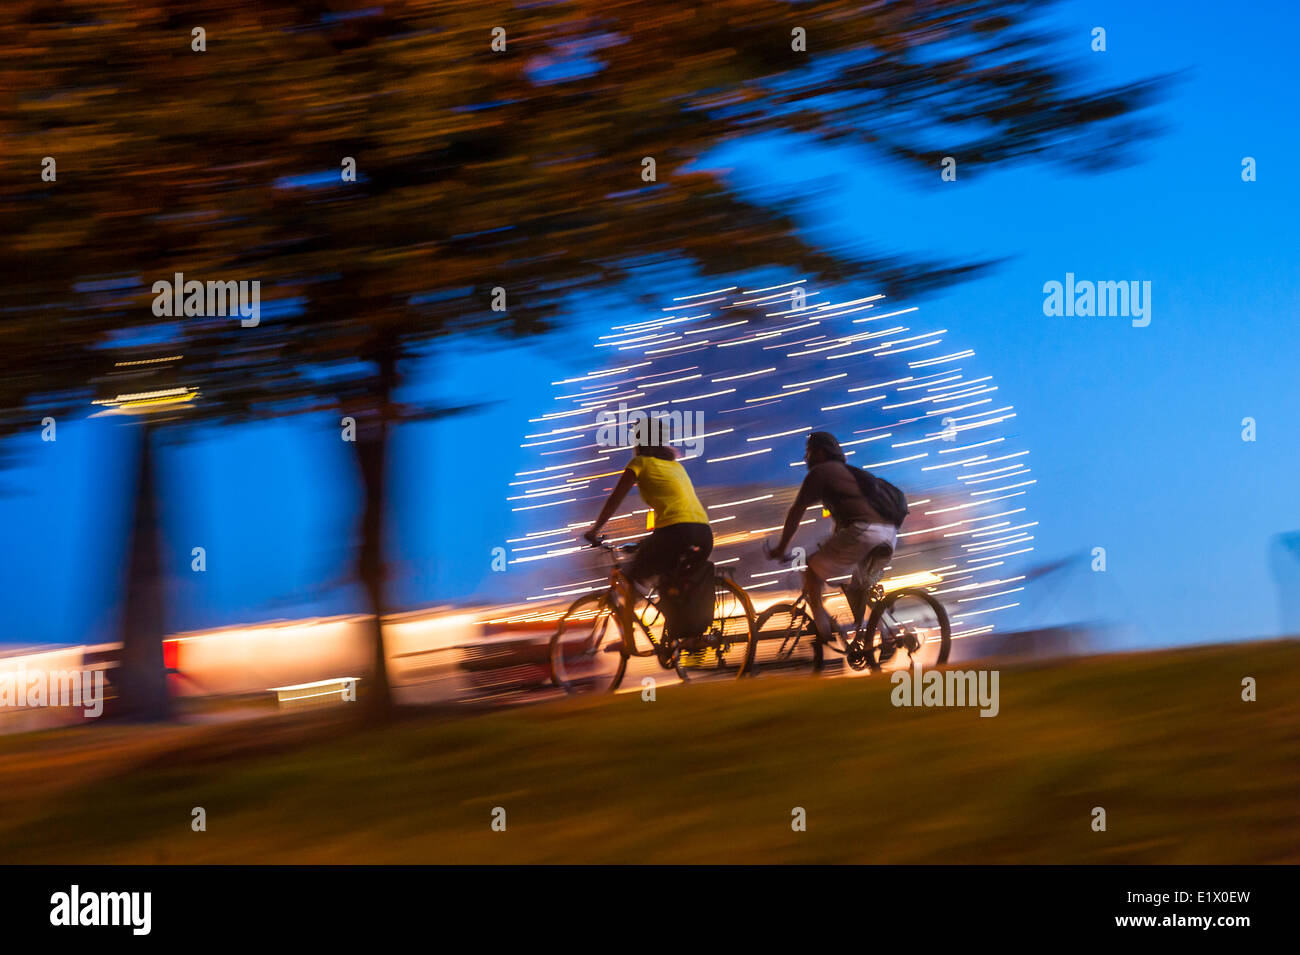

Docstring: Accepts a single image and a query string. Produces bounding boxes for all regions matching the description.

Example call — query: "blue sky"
[3,0,1297,649]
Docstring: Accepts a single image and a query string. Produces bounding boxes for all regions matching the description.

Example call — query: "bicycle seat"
[866,543,892,561]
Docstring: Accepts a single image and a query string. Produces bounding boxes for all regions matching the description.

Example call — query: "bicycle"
[749,546,951,676]
[549,538,757,694]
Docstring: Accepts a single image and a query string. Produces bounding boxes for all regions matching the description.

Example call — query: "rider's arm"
[773,474,817,555]
[586,467,637,541]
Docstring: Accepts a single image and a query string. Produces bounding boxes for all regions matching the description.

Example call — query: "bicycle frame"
[787,582,873,652]
[593,542,754,664]
[596,545,672,660]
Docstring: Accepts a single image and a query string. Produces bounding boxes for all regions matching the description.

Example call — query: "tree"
[0,0,1160,718]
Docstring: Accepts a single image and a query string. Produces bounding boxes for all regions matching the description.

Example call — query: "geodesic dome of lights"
[502,279,1035,643]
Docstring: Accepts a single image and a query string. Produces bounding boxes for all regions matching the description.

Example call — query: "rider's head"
[804,431,846,468]
[634,443,678,462]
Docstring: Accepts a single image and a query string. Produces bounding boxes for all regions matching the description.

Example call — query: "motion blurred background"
[1,0,1297,721]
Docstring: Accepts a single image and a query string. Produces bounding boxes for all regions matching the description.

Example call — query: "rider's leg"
[807,525,870,643]
[843,581,868,629]
[803,567,833,641]
[622,529,669,615]
[856,543,899,655]
[845,547,886,631]
[613,571,639,644]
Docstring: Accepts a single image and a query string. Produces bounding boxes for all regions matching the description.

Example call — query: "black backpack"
[848,465,909,529]
[661,559,715,642]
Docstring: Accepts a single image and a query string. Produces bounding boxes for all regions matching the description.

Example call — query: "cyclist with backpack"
[764,431,909,655]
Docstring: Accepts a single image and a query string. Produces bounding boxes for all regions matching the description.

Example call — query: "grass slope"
[0,640,1295,863]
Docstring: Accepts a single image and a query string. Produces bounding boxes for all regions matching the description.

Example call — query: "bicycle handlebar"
[762,541,794,563]
[588,535,638,555]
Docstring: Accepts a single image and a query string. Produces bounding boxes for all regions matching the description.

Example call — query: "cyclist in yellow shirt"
[583,443,712,584]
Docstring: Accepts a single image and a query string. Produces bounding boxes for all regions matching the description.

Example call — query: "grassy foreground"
[1,640,1296,863]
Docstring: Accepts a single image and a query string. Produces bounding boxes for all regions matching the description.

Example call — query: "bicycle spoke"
[865,589,951,670]
[752,602,821,674]
[674,577,755,682]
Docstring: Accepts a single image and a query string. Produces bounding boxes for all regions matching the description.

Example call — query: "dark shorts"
[628,522,713,584]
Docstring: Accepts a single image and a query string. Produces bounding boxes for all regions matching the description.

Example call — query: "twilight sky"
[3,0,1296,650]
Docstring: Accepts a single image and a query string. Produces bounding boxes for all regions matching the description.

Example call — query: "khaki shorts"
[807,521,897,589]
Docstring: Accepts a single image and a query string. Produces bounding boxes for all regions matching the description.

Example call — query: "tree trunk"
[115,421,172,721]
[355,336,398,719]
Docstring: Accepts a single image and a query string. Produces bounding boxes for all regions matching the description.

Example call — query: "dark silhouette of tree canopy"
[0,0,1160,718]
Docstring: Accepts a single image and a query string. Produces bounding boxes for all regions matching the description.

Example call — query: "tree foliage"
[0,0,1159,715]
[1,0,1159,427]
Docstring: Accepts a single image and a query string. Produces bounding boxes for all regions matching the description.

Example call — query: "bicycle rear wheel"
[673,576,757,682]
[549,592,628,693]
[749,602,823,676]
[863,587,951,670]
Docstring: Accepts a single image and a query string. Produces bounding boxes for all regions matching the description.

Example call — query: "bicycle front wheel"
[863,587,951,670]
[549,592,628,694]
[749,601,823,676]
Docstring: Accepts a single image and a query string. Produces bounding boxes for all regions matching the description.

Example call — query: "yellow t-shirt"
[627,455,708,527]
